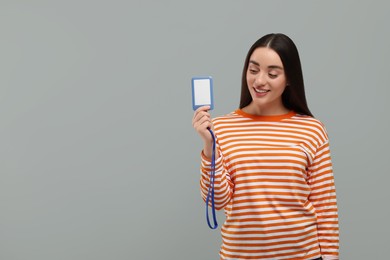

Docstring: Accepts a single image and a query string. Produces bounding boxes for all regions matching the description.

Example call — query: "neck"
[242,102,290,116]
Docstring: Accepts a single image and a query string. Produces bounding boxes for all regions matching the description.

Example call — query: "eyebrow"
[249,60,283,70]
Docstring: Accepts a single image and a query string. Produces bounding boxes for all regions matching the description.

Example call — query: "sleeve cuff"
[201,150,223,169]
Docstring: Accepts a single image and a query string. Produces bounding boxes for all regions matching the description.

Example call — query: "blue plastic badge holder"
[191,76,214,111]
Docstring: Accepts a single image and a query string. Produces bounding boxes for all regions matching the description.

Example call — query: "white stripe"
[235,181,309,189]
[223,208,314,217]
[234,187,307,196]
[231,194,306,203]
[224,216,316,228]
[233,167,306,176]
[223,236,319,251]
[221,228,316,239]
[229,156,308,166]
[229,200,303,208]
[222,228,317,242]
[219,133,316,146]
[220,242,320,258]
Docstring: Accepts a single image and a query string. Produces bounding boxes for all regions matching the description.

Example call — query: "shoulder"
[212,111,243,125]
[289,114,330,143]
[210,111,249,133]
[291,113,327,128]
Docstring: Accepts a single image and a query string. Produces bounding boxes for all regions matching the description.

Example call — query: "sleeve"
[307,140,340,259]
[199,141,234,210]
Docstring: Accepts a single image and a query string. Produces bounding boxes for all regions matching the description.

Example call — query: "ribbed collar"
[235,109,296,121]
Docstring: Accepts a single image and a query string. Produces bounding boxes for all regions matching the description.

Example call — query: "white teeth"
[254,88,269,93]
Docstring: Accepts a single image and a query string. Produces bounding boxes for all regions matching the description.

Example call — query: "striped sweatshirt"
[200,109,339,260]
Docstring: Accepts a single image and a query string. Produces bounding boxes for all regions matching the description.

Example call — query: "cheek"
[246,73,254,85]
[275,85,286,94]
[274,78,287,91]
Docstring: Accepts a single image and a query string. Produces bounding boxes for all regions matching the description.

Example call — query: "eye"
[249,68,258,74]
[268,73,278,79]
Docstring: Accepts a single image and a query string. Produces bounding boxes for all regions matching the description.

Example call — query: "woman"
[192,33,339,260]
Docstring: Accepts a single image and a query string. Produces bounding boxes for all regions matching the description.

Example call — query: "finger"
[193,111,212,126]
[193,115,211,130]
[201,120,212,130]
[193,111,211,125]
[197,115,211,127]
[195,105,211,113]
[195,120,212,134]
[192,106,210,121]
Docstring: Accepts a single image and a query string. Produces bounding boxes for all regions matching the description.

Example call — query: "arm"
[192,106,234,210]
[307,141,340,259]
[199,144,234,210]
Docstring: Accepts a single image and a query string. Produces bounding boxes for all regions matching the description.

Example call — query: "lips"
[254,88,270,93]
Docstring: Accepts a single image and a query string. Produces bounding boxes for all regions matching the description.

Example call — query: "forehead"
[249,47,283,68]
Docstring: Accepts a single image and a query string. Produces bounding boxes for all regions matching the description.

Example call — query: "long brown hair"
[239,33,313,117]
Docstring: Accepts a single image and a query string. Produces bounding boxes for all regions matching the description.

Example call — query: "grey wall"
[1,1,389,259]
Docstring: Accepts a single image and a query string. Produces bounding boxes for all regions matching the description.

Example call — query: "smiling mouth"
[254,88,270,93]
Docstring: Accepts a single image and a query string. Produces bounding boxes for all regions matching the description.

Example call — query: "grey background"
[0,1,389,259]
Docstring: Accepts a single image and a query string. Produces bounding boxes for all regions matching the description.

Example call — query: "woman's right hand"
[192,106,213,144]
[192,106,220,160]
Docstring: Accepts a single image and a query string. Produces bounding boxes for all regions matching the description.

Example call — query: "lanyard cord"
[206,127,218,229]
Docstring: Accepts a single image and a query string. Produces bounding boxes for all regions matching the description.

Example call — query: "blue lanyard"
[206,128,218,229]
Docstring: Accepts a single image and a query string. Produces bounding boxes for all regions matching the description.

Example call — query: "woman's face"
[246,47,287,113]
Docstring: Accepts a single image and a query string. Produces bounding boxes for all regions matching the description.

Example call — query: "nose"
[254,72,266,86]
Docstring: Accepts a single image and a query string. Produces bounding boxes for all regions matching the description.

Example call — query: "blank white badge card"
[192,77,214,111]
